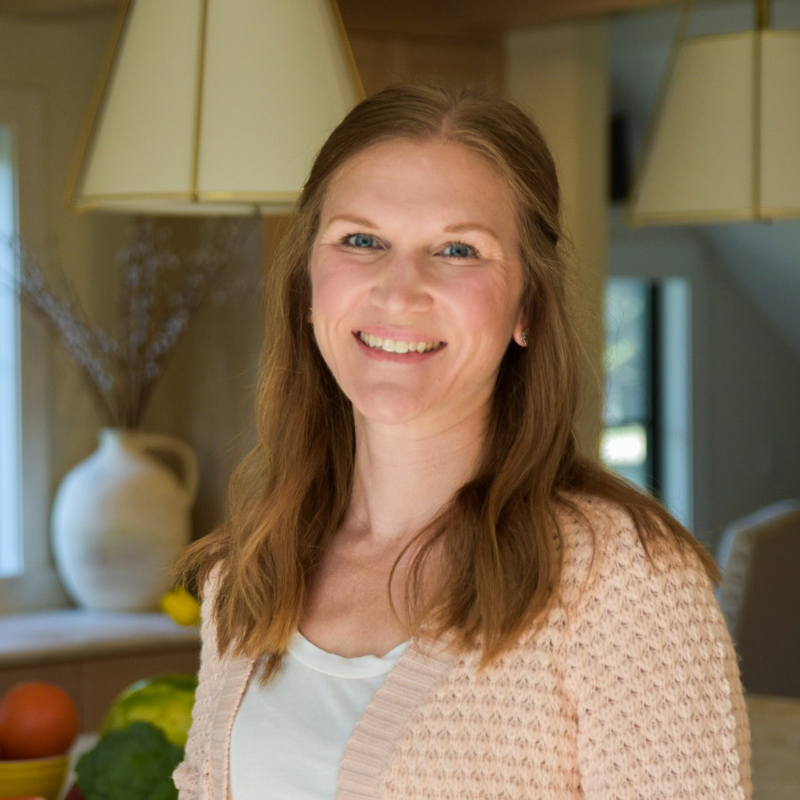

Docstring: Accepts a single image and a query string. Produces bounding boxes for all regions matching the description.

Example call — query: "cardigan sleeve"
[173,567,223,800]
[565,516,752,800]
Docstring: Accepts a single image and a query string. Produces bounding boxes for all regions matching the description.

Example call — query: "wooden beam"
[336,0,684,36]
[0,0,117,18]
[0,0,682,28]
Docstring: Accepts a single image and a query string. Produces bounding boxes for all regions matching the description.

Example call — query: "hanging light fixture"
[68,0,363,215]
[627,0,800,225]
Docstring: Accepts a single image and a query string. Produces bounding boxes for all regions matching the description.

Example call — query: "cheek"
[313,261,374,328]
[457,278,523,336]
[311,274,346,327]
[308,251,324,304]
[309,257,340,321]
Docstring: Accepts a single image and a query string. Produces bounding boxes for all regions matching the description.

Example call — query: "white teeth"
[359,332,442,353]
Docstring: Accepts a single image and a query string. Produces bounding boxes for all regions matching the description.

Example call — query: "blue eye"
[343,233,378,249]
[441,242,477,259]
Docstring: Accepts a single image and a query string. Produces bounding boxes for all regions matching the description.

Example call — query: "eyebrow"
[324,214,376,228]
[444,222,502,242]
[324,215,502,243]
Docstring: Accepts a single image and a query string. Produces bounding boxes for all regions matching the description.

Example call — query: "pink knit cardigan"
[174,496,751,800]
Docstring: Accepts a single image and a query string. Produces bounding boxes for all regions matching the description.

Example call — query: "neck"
[346,409,487,544]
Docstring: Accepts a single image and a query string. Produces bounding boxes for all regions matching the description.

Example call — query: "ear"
[513,309,529,347]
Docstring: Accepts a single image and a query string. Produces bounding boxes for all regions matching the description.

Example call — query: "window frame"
[0,116,21,575]
[603,278,660,493]
[0,88,67,612]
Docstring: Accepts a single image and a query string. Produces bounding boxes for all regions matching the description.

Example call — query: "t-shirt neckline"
[289,631,410,679]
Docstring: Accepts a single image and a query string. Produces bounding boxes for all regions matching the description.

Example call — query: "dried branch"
[4,218,252,428]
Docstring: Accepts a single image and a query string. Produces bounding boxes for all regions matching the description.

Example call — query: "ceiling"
[0,0,683,30]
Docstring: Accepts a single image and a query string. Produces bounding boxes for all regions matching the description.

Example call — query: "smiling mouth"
[357,331,444,354]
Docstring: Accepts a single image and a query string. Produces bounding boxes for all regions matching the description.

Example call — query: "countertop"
[0,608,200,666]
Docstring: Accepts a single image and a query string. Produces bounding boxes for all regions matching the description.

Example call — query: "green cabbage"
[76,721,183,800]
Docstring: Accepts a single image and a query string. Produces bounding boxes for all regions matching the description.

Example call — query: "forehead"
[320,137,518,221]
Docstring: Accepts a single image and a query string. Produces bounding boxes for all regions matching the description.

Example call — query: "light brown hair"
[176,84,716,675]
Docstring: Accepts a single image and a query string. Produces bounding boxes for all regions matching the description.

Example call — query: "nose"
[370,250,432,314]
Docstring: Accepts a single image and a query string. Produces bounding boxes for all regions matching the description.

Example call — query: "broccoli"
[76,721,184,800]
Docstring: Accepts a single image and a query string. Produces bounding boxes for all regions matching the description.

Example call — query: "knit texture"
[174,496,751,800]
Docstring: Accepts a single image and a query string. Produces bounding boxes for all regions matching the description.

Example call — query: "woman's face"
[309,138,527,434]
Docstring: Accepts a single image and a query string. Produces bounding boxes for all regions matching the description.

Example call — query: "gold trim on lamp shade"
[66,0,132,211]
[71,190,302,216]
[329,0,366,101]
[68,0,364,215]
[189,0,210,200]
[626,2,800,227]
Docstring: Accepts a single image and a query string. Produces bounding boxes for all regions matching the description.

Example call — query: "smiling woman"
[173,84,750,800]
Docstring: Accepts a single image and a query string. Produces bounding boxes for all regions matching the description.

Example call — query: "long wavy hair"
[176,83,716,676]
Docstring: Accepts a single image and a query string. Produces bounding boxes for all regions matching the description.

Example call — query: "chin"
[349,387,429,427]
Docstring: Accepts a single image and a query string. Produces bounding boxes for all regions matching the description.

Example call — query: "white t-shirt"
[230,632,408,800]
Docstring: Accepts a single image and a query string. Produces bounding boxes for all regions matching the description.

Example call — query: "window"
[0,89,61,611]
[603,276,692,527]
[0,120,22,577]
[602,278,656,491]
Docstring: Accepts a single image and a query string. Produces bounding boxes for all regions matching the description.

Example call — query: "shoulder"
[553,492,713,612]
[199,559,226,603]
[548,496,750,797]
[194,560,232,663]
[553,493,728,682]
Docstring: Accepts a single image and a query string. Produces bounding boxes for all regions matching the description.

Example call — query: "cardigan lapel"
[212,654,255,800]
[336,634,460,800]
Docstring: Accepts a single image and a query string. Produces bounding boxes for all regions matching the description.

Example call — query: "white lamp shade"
[628,30,800,225]
[70,0,363,214]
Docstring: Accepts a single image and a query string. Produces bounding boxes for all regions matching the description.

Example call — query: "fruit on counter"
[0,681,81,759]
[101,674,197,748]
[76,721,182,800]
[160,586,201,627]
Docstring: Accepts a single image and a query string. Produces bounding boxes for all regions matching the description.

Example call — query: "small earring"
[519,328,529,347]
[307,307,313,322]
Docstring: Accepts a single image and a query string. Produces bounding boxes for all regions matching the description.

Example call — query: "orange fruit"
[0,681,80,759]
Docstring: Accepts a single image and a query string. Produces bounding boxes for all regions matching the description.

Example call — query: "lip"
[353,330,446,362]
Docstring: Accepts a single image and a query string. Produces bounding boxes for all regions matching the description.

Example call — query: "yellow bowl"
[0,753,69,800]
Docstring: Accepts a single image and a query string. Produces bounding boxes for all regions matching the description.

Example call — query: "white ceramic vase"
[51,428,199,612]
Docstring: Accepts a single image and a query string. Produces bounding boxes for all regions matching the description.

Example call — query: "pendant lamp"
[627,0,800,225]
[68,0,363,215]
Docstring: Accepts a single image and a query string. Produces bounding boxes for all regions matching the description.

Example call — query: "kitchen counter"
[0,608,199,666]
